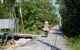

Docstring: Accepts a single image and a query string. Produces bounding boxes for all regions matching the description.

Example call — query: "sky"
[53,0,60,17]
[0,0,3,3]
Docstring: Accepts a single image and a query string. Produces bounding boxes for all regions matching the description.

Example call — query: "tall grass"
[65,36,80,50]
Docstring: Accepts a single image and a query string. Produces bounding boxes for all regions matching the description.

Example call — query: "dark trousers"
[44,31,48,37]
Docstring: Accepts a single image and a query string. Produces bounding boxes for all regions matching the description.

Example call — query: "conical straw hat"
[45,21,48,23]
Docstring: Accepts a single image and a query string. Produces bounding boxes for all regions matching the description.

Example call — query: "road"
[5,25,72,50]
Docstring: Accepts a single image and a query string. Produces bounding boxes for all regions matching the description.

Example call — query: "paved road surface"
[0,25,71,50]
[14,25,71,50]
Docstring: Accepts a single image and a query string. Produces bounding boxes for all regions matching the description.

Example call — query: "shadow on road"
[53,29,62,34]
[38,40,61,50]
[52,28,64,37]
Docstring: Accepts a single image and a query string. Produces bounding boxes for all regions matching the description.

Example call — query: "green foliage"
[0,4,10,18]
[59,0,80,50]
[60,0,80,37]
[0,0,16,19]
[0,0,57,35]
[4,0,16,5]
[20,0,57,34]
[65,36,80,50]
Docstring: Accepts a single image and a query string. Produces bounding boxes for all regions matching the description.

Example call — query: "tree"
[0,0,57,34]
[4,0,16,17]
[0,4,10,18]
[20,0,57,33]
[60,0,80,37]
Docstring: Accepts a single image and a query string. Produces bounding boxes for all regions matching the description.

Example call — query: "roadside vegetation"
[66,37,80,50]
[58,0,80,50]
[0,0,58,35]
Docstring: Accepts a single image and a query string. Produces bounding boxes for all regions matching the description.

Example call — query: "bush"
[60,0,80,37]
[66,37,80,50]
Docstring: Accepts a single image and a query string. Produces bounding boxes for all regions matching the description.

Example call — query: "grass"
[65,36,80,50]
[24,30,44,35]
